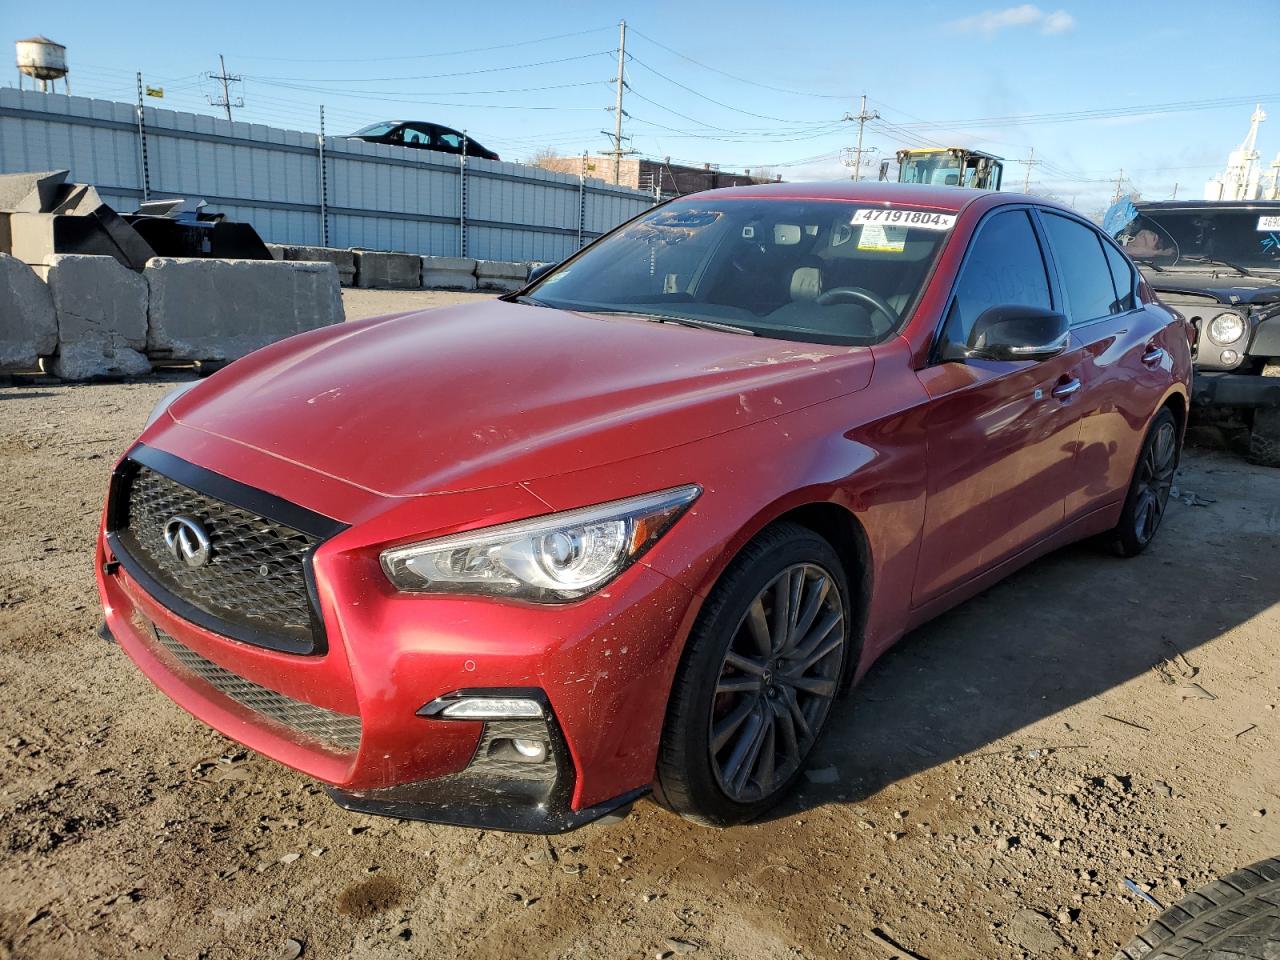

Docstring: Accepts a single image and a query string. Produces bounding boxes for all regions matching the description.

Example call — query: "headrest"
[790,265,821,301]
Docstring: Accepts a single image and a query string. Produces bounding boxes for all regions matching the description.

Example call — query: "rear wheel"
[1110,407,1180,557]
[655,523,851,826]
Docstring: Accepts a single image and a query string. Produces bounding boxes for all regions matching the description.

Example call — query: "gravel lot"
[1,289,1277,959]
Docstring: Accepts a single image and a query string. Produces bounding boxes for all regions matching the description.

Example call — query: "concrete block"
[0,170,67,213]
[8,212,55,267]
[0,253,57,371]
[265,243,286,261]
[475,259,529,292]
[354,250,423,289]
[275,244,357,286]
[421,256,477,291]
[46,255,150,380]
[146,258,345,362]
[50,184,104,216]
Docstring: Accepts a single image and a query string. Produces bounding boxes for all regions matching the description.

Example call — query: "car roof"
[675,180,1026,213]
[1135,199,1280,211]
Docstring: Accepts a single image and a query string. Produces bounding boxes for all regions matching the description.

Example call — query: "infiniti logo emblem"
[163,515,212,568]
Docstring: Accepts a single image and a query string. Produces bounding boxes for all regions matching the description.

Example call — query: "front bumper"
[97,447,698,833]
[1192,371,1280,409]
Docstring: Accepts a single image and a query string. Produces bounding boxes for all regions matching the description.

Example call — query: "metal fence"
[0,88,655,263]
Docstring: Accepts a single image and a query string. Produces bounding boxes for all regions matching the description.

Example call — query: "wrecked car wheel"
[1246,406,1280,467]
[1111,407,1179,557]
[655,523,850,827]
[1113,855,1280,960]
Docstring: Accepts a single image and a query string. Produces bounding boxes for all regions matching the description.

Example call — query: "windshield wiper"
[1178,256,1253,277]
[510,295,549,307]
[1130,257,1164,272]
[589,309,757,336]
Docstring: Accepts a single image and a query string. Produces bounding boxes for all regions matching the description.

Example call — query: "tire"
[1246,406,1280,467]
[1113,856,1280,959]
[654,522,852,827]
[1110,407,1180,558]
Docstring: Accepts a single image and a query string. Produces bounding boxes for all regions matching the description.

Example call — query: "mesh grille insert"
[151,625,361,752]
[115,463,319,650]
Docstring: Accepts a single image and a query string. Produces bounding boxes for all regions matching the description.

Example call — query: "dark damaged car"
[1108,199,1280,464]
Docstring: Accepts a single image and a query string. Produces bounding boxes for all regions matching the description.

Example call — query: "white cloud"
[948,5,1076,36]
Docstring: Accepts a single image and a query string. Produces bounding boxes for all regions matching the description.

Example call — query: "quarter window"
[1102,240,1137,313]
[945,209,1052,346]
[1041,212,1121,325]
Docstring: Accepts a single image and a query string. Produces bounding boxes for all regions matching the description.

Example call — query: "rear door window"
[1041,212,1121,325]
[945,209,1052,346]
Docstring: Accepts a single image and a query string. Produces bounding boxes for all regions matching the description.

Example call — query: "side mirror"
[949,304,1069,362]
[526,262,558,285]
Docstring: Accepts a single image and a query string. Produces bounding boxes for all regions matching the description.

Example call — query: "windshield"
[898,153,998,188]
[526,199,957,345]
[350,122,399,137]
[1111,206,1280,272]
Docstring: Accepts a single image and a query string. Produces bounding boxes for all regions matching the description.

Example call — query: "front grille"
[109,453,330,654]
[152,625,361,752]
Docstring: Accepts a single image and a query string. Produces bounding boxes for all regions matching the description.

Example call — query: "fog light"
[422,696,544,720]
[512,738,547,760]
[1221,349,1240,366]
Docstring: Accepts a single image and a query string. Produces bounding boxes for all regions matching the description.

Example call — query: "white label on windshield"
[1257,215,1280,231]
[853,208,956,230]
[858,224,907,252]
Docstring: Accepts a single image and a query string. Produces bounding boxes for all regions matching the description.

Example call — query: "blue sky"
[6,0,1279,212]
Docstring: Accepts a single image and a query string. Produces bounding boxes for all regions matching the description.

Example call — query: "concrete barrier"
[0,253,57,372]
[45,254,151,380]
[267,244,357,287]
[421,256,477,291]
[475,259,529,293]
[354,250,422,289]
[146,258,344,362]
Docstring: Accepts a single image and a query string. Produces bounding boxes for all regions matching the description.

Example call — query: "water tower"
[15,36,70,94]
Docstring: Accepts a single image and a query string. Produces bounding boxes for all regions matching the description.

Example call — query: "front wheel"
[1109,407,1180,557]
[1246,406,1280,467]
[655,523,852,826]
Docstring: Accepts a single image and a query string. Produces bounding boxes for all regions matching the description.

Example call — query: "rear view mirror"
[955,305,1070,362]
[527,262,558,285]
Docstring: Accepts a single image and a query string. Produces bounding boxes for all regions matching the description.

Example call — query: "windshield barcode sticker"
[1257,215,1280,231]
[853,208,955,230]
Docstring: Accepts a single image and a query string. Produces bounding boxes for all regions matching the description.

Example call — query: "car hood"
[165,301,874,498]
[1142,268,1280,306]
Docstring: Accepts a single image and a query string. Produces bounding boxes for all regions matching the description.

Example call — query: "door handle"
[1141,345,1165,366]
[1051,377,1081,399]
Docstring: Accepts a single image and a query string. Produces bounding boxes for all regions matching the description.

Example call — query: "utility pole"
[608,20,630,186]
[1112,168,1125,205]
[207,54,242,122]
[844,95,880,182]
[1021,147,1036,192]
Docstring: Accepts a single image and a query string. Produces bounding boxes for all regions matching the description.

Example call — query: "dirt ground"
[1,288,1278,960]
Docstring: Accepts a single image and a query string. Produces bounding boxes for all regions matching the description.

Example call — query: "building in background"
[535,155,780,198]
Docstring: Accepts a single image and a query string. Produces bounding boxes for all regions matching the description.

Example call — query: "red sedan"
[97,182,1192,832]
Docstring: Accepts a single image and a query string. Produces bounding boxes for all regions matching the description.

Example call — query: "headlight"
[143,380,200,429]
[1207,312,1245,345]
[380,485,701,602]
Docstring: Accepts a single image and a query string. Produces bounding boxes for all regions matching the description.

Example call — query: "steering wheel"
[815,286,901,332]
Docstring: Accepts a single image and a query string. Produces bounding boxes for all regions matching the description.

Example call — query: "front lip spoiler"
[326,782,649,834]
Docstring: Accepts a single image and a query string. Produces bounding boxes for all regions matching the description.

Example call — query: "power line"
[883,93,1280,131]
[627,28,851,100]
[232,26,614,63]
[245,51,612,84]
[625,55,831,125]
